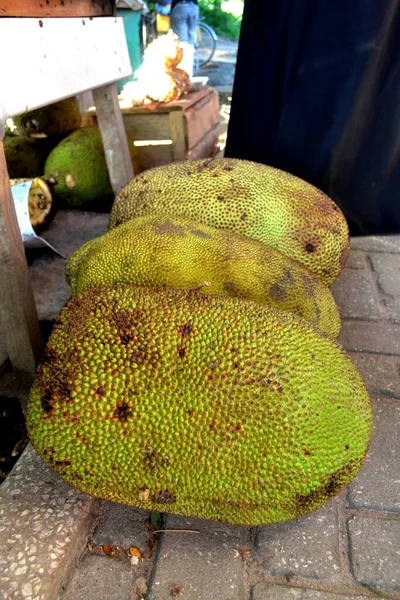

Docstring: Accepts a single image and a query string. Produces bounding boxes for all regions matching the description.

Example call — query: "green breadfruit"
[66,214,341,339]
[27,286,372,526]
[109,158,350,286]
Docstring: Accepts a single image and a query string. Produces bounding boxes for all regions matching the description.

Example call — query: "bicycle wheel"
[195,22,217,67]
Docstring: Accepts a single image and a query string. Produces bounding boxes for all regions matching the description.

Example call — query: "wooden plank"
[0,17,131,118]
[135,143,173,172]
[122,112,172,141]
[0,124,42,373]
[169,111,186,161]
[121,86,212,114]
[92,83,135,194]
[187,124,220,161]
[185,88,220,151]
[0,0,115,18]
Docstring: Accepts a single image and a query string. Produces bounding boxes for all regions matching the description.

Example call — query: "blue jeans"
[170,2,199,46]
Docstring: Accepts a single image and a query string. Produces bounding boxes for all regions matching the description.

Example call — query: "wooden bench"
[0,6,134,373]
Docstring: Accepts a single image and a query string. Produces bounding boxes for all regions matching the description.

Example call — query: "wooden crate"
[0,0,115,17]
[121,86,221,172]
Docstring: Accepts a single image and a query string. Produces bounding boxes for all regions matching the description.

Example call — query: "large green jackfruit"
[44,127,113,208]
[109,158,350,285]
[27,286,372,526]
[66,214,341,339]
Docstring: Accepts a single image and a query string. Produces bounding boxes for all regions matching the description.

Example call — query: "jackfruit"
[44,126,139,209]
[27,286,372,526]
[4,135,54,178]
[109,158,350,285]
[13,99,81,136]
[44,126,114,209]
[66,214,341,339]
[9,177,56,231]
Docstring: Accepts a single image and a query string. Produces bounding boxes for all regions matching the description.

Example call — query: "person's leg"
[186,3,199,47]
[170,3,189,42]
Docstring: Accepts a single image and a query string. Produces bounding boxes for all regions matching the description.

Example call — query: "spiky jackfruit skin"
[26,286,372,526]
[66,215,341,339]
[109,158,350,286]
[44,127,113,208]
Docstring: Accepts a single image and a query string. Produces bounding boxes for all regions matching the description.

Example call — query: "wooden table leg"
[92,83,134,195]
[0,118,42,373]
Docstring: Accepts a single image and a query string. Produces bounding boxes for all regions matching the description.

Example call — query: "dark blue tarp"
[225,0,400,235]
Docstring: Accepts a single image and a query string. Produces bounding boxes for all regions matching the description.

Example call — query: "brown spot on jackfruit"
[180,323,193,338]
[269,284,287,301]
[340,241,350,267]
[114,401,131,421]
[223,281,236,293]
[305,242,316,253]
[151,490,177,504]
[55,459,71,466]
[41,388,55,413]
[295,463,356,513]
[41,347,58,364]
[119,333,133,345]
[189,228,212,238]
[156,219,185,236]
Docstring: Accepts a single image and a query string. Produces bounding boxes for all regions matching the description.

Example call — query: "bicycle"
[194,22,218,68]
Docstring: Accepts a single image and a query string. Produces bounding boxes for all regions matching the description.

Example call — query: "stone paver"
[345,250,367,269]
[330,270,382,321]
[338,320,400,355]
[146,514,248,600]
[89,501,151,556]
[382,296,400,324]
[349,353,400,398]
[347,398,400,513]
[251,585,371,600]
[60,553,138,600]
[254,502,340,580]
[347,516,400,592]
[350,236,400,253]
[368,253,400,297]
[0,445,98,600]
[28,211,109,321]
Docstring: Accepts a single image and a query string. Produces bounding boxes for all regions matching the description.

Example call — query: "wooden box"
[121,86,221,172]
[0,0,115,17]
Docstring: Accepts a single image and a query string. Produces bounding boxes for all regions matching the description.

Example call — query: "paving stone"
[0,333,7,369]
[338,321,400,355]
[27,210,109,321]
[350,235,400,253]
[382,296,400,324]
[147,514,248,600]
[349,353,400,398]
[0,445,98,600]
[60,553,138,600]
[254,502,340,580]
[330,270,381,321]
[90,501,151,555]
[29,256,70,321]
[368,253,400,297]
[345,250,367,269]
[347,398,400,513]
[251,584,370,600]
[347,516,400,591]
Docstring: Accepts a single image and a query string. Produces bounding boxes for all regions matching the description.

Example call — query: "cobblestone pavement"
[0,232,399,600]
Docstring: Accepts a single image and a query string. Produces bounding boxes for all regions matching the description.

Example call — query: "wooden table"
[0,7,134,373]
